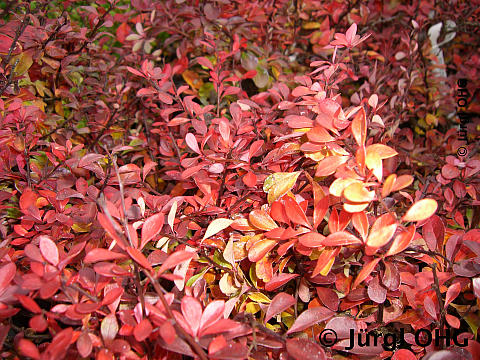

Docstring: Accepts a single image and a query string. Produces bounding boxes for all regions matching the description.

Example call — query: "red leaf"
[265,273,299,291]
[16,295,42,314]
[264,293,296,323]
[285,115,314,128]
[160,321,176,344]
[0,262,16,291]
[284,196,311,228]
[298,232,326,247]
[200,319,240,337]
[84,249,128,263]
[367,276,387,303]
[126,247,152,271]
[181,296,202,337]
[444,282,461,308]
[102,287,124,306]
[325,316,357,339]
[243,171,257,187]
[424,295,437,320]
[77,332,93,358]
[209,335,227,355]
[385,225,416,257]
[157,250,197,275]
[328,207,339,233]
[323,231,362,246]
[141,213,164,249]
[199,300,224,336]
[316,287,339,311]
[18,339,40,360]
[134,319,153,342]
[352,211,368,241]
[286,338,326,360]
[45,328,73,359]
[286,306,334,334]
[208,340,249,360]
[38,235,59,266]
[392,349,416,360]
[352,257,381,289]
[29,314,47,332]
[185,133,201,154]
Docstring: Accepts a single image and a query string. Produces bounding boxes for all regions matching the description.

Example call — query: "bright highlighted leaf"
[263,172,301,204]
[385,225,416,256]
[248,239,276,262]
[365,213,397,255]
[343,182,374,203]
[351,107,366,146]
[203,218,234,240]
[39,235,59,266]
[249,210,278,231]
[401,199,438,222]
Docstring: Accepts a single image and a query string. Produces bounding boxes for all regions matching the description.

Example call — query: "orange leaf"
[382,174,396,198]
[323,231,362,246]
[298,232,326,248]
[306,126,335,143]
[315,156,349,177]
[401,199,438,222]
[391,175,414,192]
[312,248,340,277]
[385,225,416,256]
[249,210,278,231]
[351,107,366,146]
[352,257,381,289]
[365,213,397,255]
[352,211,369,241]
[366,144,398,159]
[248,239,276,262]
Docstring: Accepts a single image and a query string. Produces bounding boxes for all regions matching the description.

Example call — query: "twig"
[431,263,446,341]
[111,156,146,318]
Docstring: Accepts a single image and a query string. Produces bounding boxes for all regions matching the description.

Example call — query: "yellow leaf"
[365,150,382,181]
[72,223,92,233]
[182,69,204,90]
[320,257,335,276]
[401,199,438,222]
[263,171,301,204]
[248,292,271,303]
[302,22,321,29]
[329,178,359,197]
[343,182,375,203]
[11,52,33,75]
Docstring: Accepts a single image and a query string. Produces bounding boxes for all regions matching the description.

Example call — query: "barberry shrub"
[0,0,479,359]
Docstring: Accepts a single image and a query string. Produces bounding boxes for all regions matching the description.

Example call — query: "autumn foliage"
[1,0,480,359]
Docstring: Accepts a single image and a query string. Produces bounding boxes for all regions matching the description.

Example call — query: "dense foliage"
[1,0,479,359]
